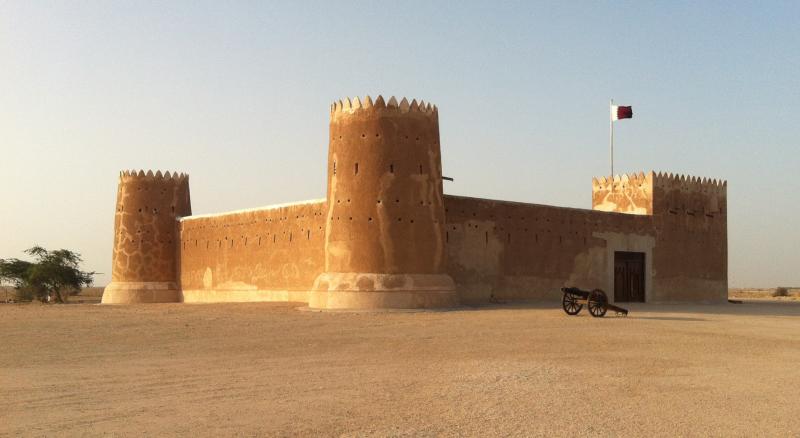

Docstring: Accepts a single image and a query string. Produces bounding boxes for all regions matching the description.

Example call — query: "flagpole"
[609,99,614,177]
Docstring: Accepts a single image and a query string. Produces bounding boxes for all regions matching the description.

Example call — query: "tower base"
[101,281,181,304]
[309,273,458,310]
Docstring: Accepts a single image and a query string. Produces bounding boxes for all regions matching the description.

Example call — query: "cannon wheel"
[587,289,608,318]
[562,292,582,315]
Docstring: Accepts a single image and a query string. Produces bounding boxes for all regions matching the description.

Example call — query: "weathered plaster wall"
[171,171,726,306]
[650,174,728,302]
[178,200,326,303]
[321,97,447,274]
[309,96,458,309]
[592,172,653,215]
[102,170,191,304]
[443,195,653,304]
[592,172,728,303]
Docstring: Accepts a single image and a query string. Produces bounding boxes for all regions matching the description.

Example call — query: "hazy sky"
[1,1,798,287]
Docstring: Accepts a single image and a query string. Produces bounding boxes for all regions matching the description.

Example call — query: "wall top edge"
[179,198,326,222]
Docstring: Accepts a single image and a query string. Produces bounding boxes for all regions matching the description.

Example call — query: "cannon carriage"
[560,287,628,317]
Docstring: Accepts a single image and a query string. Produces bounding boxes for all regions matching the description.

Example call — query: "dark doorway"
[614,252,645,302]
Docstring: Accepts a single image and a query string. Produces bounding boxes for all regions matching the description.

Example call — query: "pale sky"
[1,1,798,288]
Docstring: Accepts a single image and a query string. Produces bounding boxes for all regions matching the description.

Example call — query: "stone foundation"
[309,273,458,310]
[181,289,310,303]
[101,282,181,304]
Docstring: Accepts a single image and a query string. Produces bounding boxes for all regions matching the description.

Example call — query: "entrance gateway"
[614,251,645,302]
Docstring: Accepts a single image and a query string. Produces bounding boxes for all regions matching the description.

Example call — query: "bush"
[0,246,94,303]
[772,287,789,297]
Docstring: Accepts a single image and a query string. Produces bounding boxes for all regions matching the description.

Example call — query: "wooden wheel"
[562,292,583,315]
[587,289,608,318]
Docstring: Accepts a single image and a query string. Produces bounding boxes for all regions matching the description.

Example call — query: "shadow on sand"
[459,298,800,318]
[628,315,707,322]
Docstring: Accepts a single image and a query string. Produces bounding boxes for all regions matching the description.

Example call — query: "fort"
[101,95,727,308]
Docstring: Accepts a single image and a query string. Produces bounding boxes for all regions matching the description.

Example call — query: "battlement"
[591,171,727,192]
[592,171,652,192]
[330,95,438,122]
[592,170,726,216]
[120,169,189,183]
[650,171,726,194]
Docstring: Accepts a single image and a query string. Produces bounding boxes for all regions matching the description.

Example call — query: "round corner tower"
[309,95,458,309]
[102,170,191,304]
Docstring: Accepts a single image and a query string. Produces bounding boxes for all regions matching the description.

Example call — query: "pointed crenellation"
[593,170,725,194]
[119,169,190,182]
[651,170,727,194]
[330,95,439,121]
[591,171,652,191]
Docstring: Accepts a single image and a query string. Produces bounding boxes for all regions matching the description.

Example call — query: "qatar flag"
[611,105,633,121]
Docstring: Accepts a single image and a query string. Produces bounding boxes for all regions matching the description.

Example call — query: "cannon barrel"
[561,287,590,298]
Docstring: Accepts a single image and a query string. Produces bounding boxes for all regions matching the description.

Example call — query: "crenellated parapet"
[310,95,458,309]
[651,171,726,191]
[592,170,727,218]
[119,169,189,181]
[650,171,727,217]
[591,171,652,191]
[102,169,192,304]
[592,171,655,215]
[329,95,438,121]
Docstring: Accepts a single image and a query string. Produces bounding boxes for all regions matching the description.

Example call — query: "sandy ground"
[1,300,799,437]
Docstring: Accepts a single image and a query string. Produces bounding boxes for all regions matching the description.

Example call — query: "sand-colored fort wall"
[309,96,458,309]
[444,195,655,303]
[592,172,728,302]
[649,173,727,302]
[101,96,728,307]
[178,200,326,303]
[102,170,191,303]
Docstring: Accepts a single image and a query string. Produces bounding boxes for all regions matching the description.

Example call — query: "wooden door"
[614,252,645,302]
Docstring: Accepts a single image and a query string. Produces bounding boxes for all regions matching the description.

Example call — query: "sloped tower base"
[309,273,458,310]
[101,281,181,304]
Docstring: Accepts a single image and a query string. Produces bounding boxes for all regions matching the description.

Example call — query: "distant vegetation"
[0,246,95,303]
[772,287,789,297]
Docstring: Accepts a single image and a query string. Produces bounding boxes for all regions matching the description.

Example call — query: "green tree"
[0,246,95,303]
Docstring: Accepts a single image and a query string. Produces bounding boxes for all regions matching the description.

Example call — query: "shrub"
[772,287,789,297]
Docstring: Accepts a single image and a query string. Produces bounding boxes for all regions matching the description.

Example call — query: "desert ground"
[1,297,799,437]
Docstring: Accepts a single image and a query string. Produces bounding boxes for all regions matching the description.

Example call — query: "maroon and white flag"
[611,104,633,121]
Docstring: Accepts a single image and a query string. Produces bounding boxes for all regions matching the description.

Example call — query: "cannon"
[560,287,628,317]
